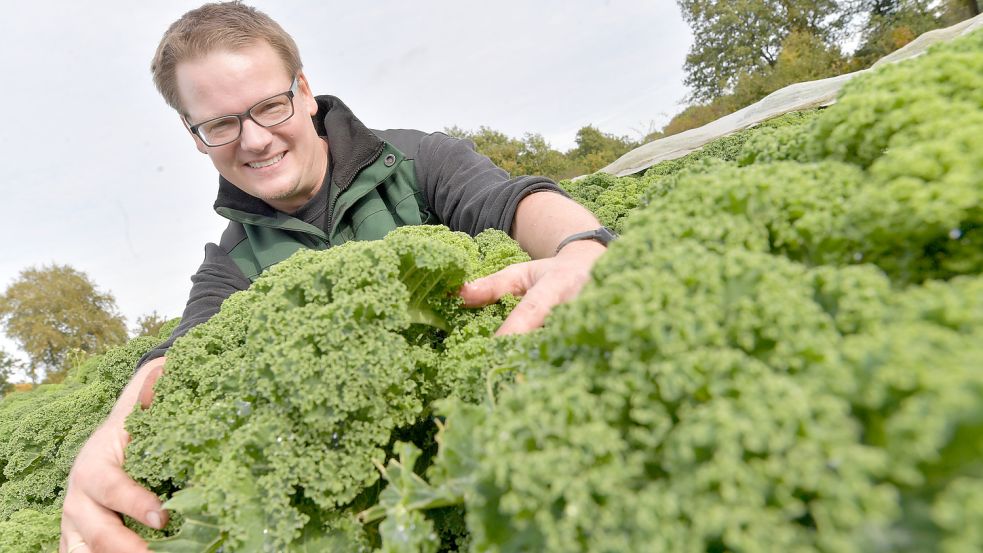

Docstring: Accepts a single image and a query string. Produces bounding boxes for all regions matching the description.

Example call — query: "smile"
[247,152,285,169]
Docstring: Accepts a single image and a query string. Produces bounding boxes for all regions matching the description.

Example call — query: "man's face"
[175,42,326,213]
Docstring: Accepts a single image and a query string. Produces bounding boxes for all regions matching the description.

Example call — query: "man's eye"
[207,119,236,133]
[260,100,288,114]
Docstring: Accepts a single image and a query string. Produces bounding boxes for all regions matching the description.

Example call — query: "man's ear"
[193,135,208,155]
[297,71,319,116]
[181,115,209,155]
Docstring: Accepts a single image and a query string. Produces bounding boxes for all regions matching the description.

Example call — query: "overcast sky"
[0,1,692,374]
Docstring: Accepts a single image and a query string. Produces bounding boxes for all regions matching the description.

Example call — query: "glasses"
[186,77,299,147]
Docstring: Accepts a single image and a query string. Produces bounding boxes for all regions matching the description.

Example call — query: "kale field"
[1,28,981,553]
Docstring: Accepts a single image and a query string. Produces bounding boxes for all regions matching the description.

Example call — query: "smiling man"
[178,50,327,214]
[59,2,612,551]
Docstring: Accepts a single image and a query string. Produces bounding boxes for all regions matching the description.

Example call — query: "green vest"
[216,142,433,281]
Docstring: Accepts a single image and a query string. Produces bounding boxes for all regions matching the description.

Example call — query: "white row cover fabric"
[596,13,983,178]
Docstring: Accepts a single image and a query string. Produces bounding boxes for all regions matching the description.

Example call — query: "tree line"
[0,264,169,392]
[443,125,647,183]
[452,0,980,182]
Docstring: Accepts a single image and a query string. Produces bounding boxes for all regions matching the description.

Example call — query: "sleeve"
[136,242,251,369]
[414,132,570,237]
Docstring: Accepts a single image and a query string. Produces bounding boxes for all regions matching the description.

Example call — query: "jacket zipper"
[325,144,386,241]
[325,192,340,245]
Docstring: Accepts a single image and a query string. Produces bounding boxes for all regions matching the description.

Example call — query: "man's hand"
[59,358,168,553]
[464,189,609,334]
[460,240,606,334]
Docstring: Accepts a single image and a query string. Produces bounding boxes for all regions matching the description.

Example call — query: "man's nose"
[239,119,274,152]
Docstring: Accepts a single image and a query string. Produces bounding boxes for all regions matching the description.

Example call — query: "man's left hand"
[459,240,607,335]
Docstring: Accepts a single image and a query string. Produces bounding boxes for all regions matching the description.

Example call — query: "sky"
[0,1,692,375]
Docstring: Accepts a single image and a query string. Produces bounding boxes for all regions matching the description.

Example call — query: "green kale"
[0,326,176,552]
[124,226,526,552]
[400,28,983,553]
[559,110,822,233]
[4,24,980,553]
[0,507,60,553]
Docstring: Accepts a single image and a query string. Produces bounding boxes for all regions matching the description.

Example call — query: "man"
[60,3,611,552]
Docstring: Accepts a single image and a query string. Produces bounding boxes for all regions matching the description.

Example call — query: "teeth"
[247,152,284,168]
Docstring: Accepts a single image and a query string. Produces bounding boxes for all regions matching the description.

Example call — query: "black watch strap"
[554,226,618,255]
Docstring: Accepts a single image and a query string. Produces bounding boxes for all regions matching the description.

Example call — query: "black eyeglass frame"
[185,76,300,147]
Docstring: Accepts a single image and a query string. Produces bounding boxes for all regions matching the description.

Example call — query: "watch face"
[555,227,618,255]
[598,227,618,243]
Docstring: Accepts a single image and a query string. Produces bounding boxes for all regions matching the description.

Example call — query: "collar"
[213,95,385,218]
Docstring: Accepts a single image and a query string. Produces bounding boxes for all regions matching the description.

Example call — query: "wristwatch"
[554,226,618,255]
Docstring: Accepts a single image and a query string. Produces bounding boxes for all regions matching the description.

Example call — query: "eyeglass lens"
[198,94,295,146]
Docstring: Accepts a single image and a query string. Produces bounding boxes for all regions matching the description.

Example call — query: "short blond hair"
[151,1,302,114]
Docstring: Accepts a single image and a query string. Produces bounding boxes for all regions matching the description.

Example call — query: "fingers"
[60,422,167,553]
[60,527,86,553]
[137,362,164,409]
[89,465,167,530]
[495,278,563,335]
[459,262,537,307]
[62,490,151,553]
[477,251,598,335]
[459,257,583,334]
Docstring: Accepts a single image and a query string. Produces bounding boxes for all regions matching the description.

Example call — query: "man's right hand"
[59,358,168,553]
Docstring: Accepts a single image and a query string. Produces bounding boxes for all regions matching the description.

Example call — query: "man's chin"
[236,175,294,201]
[255,184,307,212]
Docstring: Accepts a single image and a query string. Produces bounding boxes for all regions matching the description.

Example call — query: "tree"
[0,349,19,397]
[445,126,581,180]
[660,30,848,137]
[678,0,849,102]
[133,310,169,338]
[517,134,580,180]
[568,126,639,173]
[446,125,641,179]
[667,0,969,137]
[732,30,848,102]
[445,126,525,176]
[849,0,943,66]
[944,0,981,20]
[0,264,127,383]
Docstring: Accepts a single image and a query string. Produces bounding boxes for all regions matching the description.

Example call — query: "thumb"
[137,363,164,410]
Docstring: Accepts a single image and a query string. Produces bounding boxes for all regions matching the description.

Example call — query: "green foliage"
[740,30,983,283]
[560,110,822,233]
[661,28,848,138]
[568,126,639,174]
[431,246,982,551]
[134,310,172,338]
[444,125,640,181]
[664,0,973,138]
[4,26,981,553]
[0,507,60,553]
[560,172,647,233]
[444,126,578,181]
[850,0,944,67]
[123,227,527,552]
[678,0,848,103]
[0,324,176,552]
[383,28,982,553]
[0,349,19,397]
[0,264,128,383]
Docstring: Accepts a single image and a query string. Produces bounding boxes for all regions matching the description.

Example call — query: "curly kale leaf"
[0,328,174,551]
[0,507,60,553]
[125,225,524,552]
[416,32,983,548]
